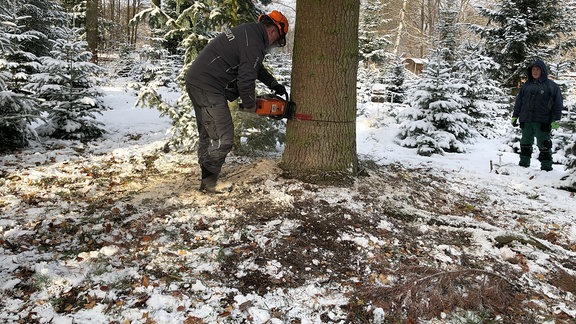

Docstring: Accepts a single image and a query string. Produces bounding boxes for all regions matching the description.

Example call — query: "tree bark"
[86,0,99,63]
[280,0,359,185]
[126,0,132,44]
[109,0,116,29]
[393,0,409,56]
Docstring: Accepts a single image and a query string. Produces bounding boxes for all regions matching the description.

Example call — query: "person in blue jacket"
[185,11,289,193]
[512,60,563,171]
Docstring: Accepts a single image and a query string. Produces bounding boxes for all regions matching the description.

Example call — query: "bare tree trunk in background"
[133,0,138,44]
[427,0,435,36]
[110,0,115,31]
[280,0,359,185]
[86,0,99,63]
[126,0,131,44]
[393,0,409,56]
[411,0,441,57]
[419,0,425,57]
[128,0,141,45]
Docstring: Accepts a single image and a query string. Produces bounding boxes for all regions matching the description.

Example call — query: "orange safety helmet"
[258,10,289,47]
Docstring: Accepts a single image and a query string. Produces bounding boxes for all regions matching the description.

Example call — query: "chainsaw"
[240,93,311,120]
[255,93,296,119]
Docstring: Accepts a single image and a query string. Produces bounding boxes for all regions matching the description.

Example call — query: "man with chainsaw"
[512,59,563,171]
[185,10,289,193]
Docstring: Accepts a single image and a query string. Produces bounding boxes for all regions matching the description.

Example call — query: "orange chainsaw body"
[244,93,309,120]
[255,94,297,119]
[256,95,288,117]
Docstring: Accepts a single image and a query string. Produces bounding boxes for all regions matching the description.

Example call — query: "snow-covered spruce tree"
[381,55,406,104]
[396,48,476,156]
[128,44,181,89]
[558,138,576,191]
[473,0,576,90]
[359,0,390,65]
[453,43,511,139]
[132,0,285,153]
[17,0,67,57]
[357,0,391,109]
[0,0,42,150]
[0,76,38,150]
[32,25,109,140]
[546,62,576,167]
[438,0,459,65]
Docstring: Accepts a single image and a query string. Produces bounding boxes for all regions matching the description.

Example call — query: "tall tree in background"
[280,0,360,184]
[391,0,408,56]
[86,0,99,62]
[61,0,146,57]
[473,0,576,89]
[412,0,441,57]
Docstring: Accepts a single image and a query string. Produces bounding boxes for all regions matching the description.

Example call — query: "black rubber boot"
[199,166,219,193]
[519,144,532,167]
[539,140,553,171]
[200,166,211,179]
[199,174,218,193]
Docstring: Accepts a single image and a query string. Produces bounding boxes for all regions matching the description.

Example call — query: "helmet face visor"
[275,24,286,47]
[276,36,286,47]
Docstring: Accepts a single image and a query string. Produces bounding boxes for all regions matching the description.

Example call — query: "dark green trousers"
[519,122,553,170]
[186,84,234,176]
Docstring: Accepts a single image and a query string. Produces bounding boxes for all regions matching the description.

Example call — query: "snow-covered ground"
[1,80,575,323]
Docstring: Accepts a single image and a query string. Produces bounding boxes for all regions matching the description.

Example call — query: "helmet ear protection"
[258,10,289,47]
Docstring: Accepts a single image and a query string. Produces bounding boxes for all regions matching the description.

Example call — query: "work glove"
[238,103,256,113]
[551,121,560,130]
[272,84,287,96]
[511,117,518,127]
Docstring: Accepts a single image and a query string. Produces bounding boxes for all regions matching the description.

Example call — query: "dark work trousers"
[519,122,553,170]
[186,84,234,176]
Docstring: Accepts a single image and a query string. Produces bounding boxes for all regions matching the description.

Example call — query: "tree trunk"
[419,0,425,57]
[110,0,115,33]
[393,0,409,56]
[86,0,99,63]
[280,0,359,185]
[126,0,132,44]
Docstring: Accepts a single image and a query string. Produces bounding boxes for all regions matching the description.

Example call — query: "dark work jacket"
[513,60,563,123]
[185,23,278,108]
